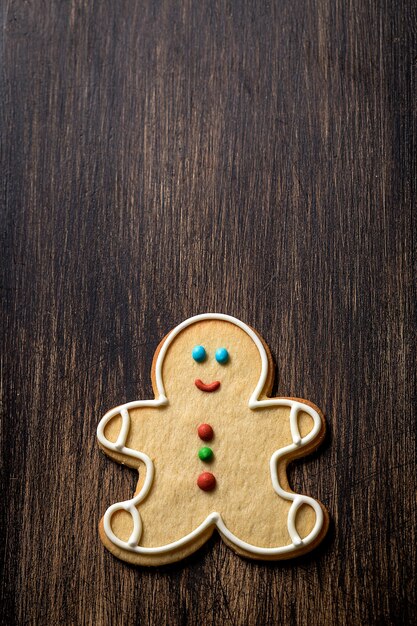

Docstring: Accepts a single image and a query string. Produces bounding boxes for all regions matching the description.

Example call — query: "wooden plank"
[1,1,416,624]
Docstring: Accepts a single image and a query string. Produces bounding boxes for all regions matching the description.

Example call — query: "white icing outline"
[97,313,325,558]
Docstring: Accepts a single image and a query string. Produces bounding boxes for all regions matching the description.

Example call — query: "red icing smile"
[195,379,221,392]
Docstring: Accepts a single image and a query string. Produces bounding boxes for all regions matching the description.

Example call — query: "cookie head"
[156,317,269,405]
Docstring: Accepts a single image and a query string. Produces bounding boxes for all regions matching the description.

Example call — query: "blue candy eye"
[192,345,206,362]
[215,347,229,364]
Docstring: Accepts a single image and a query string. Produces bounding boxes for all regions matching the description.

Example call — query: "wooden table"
[2,1,416,624]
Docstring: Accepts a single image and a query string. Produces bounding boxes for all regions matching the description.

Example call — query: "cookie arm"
[97,399,167,468]
[97,406,130,454]
[286,399,324,447]
[252,397,324,447]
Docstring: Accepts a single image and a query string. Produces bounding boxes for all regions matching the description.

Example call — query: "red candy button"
[198,423,214,441]
[197,472,216,491]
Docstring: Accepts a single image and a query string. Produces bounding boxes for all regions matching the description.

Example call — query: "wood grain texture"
[1,1,416,624]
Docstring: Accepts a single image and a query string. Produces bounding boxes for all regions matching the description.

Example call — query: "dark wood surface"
[2,1,416,624]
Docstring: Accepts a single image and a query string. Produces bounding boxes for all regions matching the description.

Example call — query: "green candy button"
[198,446,213,462]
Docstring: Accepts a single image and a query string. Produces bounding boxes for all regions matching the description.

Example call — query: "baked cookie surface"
[97,314,328,565]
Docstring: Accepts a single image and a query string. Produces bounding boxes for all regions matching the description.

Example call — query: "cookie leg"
[99,497,216,566]
[100,499,142,549]
[218,493,326,560]
[286,494,326,548]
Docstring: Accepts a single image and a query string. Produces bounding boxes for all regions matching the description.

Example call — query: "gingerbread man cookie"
[97,314,328,565]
